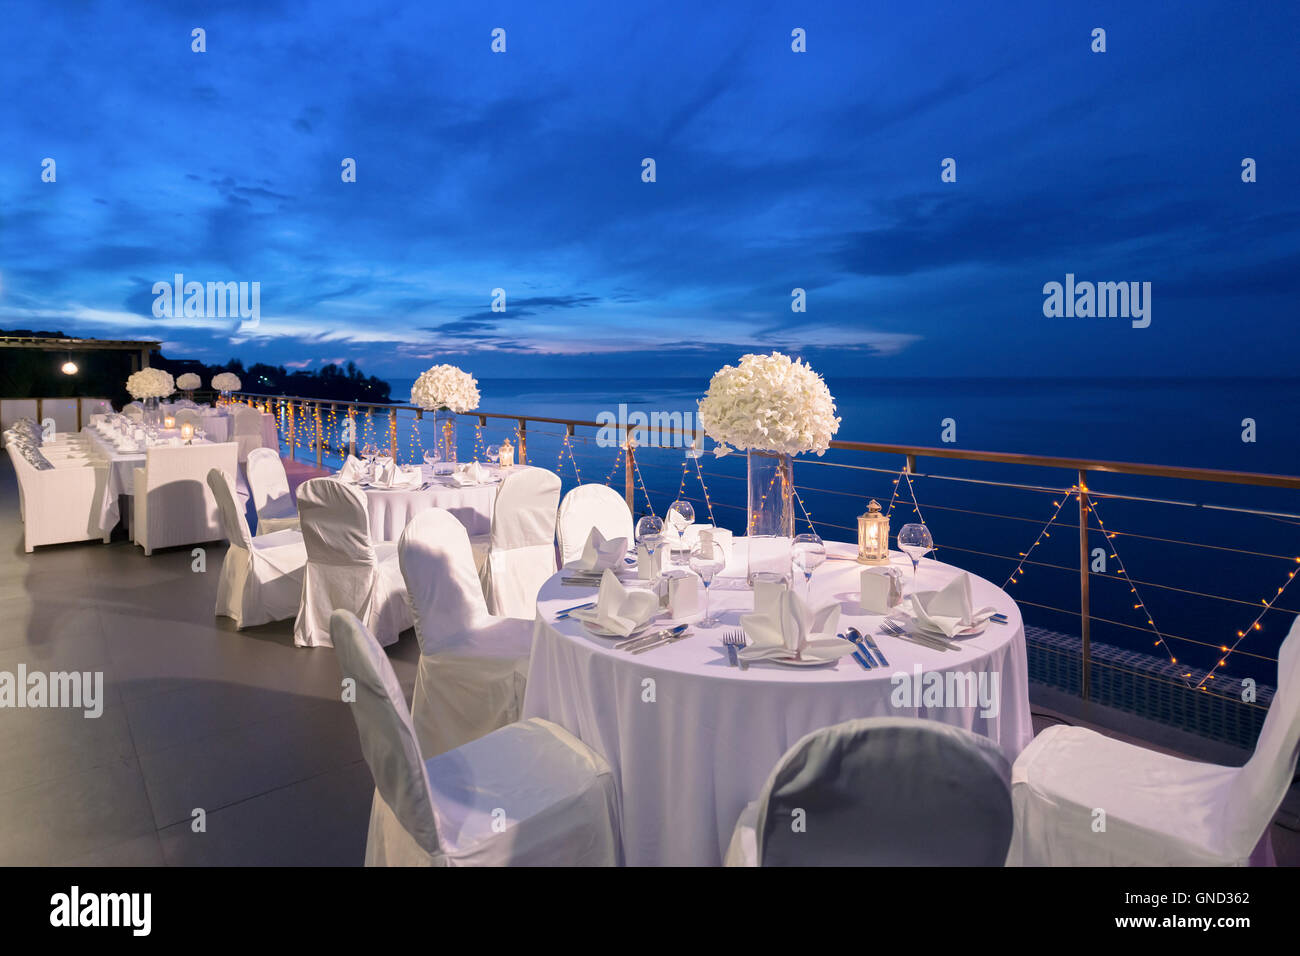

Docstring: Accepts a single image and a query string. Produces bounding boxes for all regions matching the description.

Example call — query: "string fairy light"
[689,449,718,526]
[1003,489,1073,588]
[1084,493,1183,681]
[1196,557,1300,689]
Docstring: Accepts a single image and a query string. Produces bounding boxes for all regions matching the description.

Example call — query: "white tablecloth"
[521,540,1033,866]
[340,463,530,541]
[84,428,245,534]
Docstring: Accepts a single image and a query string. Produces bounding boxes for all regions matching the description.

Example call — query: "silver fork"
[880,618,959,652]
[723,629,748,670]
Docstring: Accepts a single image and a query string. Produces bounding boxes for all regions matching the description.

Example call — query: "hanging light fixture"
[61,353,78,375]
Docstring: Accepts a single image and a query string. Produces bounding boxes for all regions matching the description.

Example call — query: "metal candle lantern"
[858,499,890,565]
[180,423,195,444]
[498,438,515,468]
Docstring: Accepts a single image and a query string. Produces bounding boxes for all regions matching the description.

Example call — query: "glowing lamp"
[164,415,176,430]
[857,499,890,565]
[61,361,78,375]
[498,438,515,468]
[180,423,195,444]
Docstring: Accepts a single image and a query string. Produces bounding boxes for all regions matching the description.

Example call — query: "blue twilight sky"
[1,0,1297,381]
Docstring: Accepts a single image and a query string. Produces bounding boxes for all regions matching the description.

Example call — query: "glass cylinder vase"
[143,396,163,427]
[746,449,795,537]
[434,408,458,465]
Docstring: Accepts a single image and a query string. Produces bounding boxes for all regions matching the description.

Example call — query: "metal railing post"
[314,403,323,469]
[348,407,357,459]
[518,419,527,465]
[1078,469,1091,701]
[625,439,635,511]
[388,409,398,459]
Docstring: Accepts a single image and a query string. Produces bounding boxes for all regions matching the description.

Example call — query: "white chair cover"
[207,468,307,629]
[132,442,239,555]
[556,483,634,567]
[173,407,201,428]
[122,402,144,421]
[293,478,411,648]
[329,609,621,866]
[230,404,265,461]
[479,468,561,617]
[245,447,301,534]
[399,510,532,757]
[5,443,110,552]
[725,716,1013,866]
[1008,615,1300,866]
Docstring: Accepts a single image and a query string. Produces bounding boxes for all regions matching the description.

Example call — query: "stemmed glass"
[690,538,727,627]
[362,442,378,477]
[791,533,826,603]
[484,443,500,466]
[635,515,664,581]
[666,499,694,566]
[423,447,438,471]
[194,426,207,444]
[897,523,934,589]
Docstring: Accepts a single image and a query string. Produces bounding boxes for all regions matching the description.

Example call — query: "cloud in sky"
[0,0,1297,380]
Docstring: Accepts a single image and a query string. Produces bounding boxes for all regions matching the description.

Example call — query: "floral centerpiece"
[176,372,201,401]
[125,368,176,426]
[212,371,241,394]
[697,352,840,538]
[410,364,480,465]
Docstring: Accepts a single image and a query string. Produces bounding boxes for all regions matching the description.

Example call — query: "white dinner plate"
[579,618,656,640]
[903,616,989,639]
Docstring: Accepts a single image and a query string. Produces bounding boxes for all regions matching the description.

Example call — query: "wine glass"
[791,533,826,603]
[690,538,727,627]
[484,443,500,463]
[897,523,934,588]
[423,447,438,471]
[635,514,664,579]
[666,499,695,565]
[195,426,207,444]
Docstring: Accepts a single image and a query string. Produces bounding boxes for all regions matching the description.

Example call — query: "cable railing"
[230,391,1300,742]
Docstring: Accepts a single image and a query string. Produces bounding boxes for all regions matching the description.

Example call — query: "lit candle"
[499,439,515,468]
[180,423,195,444]
[164,415,176,430]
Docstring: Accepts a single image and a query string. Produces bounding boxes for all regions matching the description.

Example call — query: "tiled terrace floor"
[0,457,1295,865]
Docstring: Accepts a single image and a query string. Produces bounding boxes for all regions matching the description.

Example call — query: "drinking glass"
[423,448,438,470]
[635,515,664,580]
[666,499,695,565]
[484,443,500,465]
[897,523,934,588]
[791,532,826,603]
[690,539,727,627]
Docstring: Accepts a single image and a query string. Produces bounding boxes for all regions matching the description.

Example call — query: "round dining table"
[344,462,532,541]
[521,539,1033,867]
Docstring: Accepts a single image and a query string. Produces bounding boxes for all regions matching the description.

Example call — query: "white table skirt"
[344,463,528,541]
[522,540,1033,866]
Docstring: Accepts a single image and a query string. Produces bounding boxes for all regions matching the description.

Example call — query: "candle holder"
[858,499,891,565]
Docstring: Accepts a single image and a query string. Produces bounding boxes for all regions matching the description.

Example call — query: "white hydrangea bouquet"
[212,372,242,392]
[696,351,840,457]
[410,364,480,413]
[125,367,176,399]
[176,372,201,391]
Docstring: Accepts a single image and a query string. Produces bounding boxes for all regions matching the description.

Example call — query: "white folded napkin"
[568,569,660,637]
[338,455,366,482]
[372,460,420,489]
[738,580,856,663]
[565,527,629,572]
[449,461,489,486]
[860,566,904,613]
[908,572,998,638]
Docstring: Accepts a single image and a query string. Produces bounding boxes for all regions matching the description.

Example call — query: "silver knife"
[631,629,694,654]
[859,628,890,667]
[615,624,687,652]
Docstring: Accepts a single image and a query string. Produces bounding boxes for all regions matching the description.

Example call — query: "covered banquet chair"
[293,477,411,649]
[725,717,1013,866]
[473,467,561,618]
[330,609,621,866]
[399,509,532,758]
[1007,614,1300,866]
[245,447,301,535]
[207,467,307,629]
[556,483,634,567]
